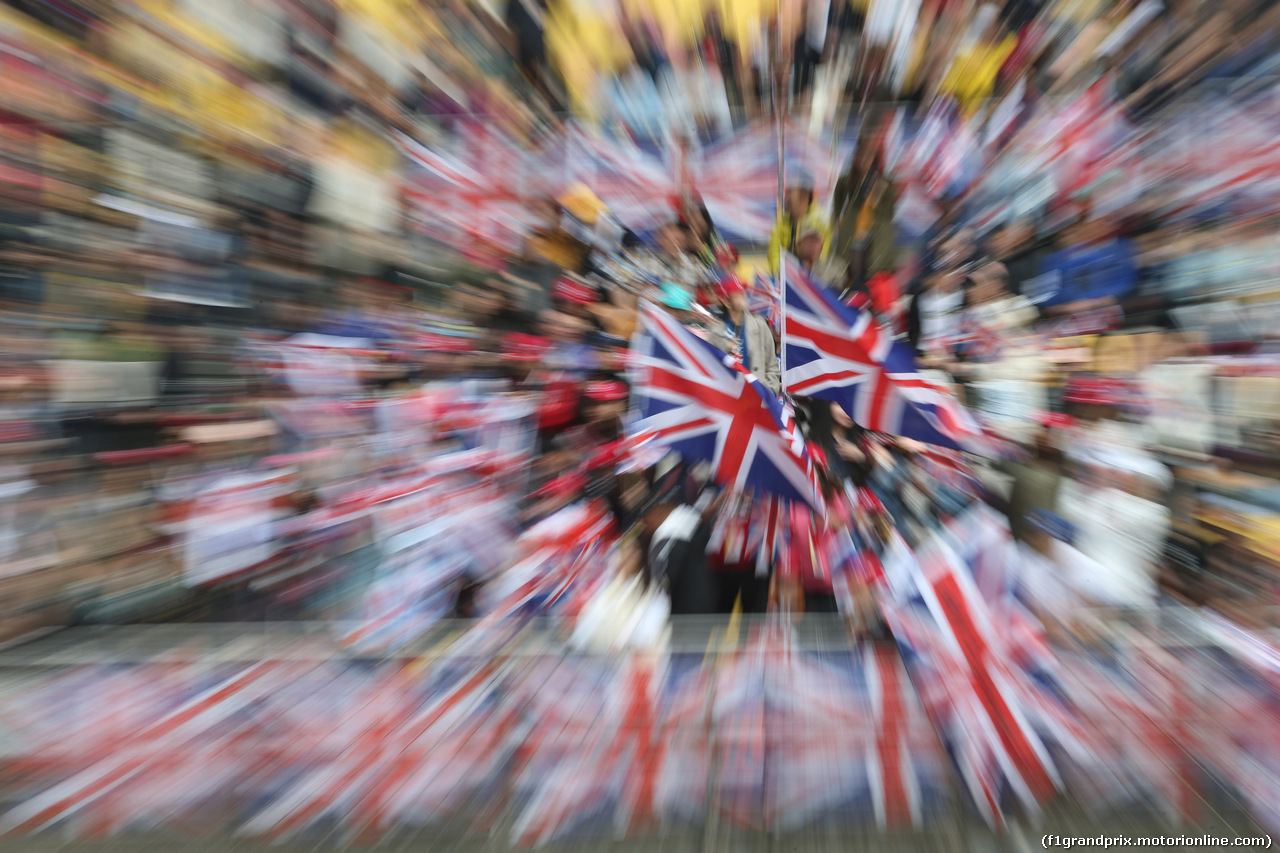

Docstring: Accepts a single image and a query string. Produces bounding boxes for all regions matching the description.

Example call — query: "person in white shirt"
[959,261,1048,443]
[906,265,965,360]
[1056,446,1171,614]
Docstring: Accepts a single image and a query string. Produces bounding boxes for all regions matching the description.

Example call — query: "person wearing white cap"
[767,168,830,274]
[797,219,848,290]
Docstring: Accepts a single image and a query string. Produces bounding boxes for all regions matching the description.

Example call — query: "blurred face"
[970,264,1008,304]
[988,226,1014,257]
[539,310,583,343]
[938,232,972,268]
[930,269,962,293]
[556,297,590,319]
[586,398,625,424]
[1010,220,1034,248]
[1075,216,1112,245]
[831,401,854,430]
[797,233,823,265]
[657,225,684,257]
[725,290,747,316]
[785,188,812,218]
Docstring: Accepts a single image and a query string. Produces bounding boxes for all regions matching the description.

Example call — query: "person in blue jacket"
[1030,214,1138,316]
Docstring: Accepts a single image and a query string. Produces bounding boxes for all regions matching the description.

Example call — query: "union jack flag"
[1054,648,1203,824]
[513,653,683,846]
[0,655,317,837]
[628,302,823,508]
[763,643,949,830]
[749,272,781,328]
[568,120,845,244]
[1189,631,1280,837]
[780,255,1001,455]
[878,529,1062,827]
[692,121,844,244]
[893,100,977,200]
[396,124,540,249]
[566,126,677,235]
[239,657,515,843]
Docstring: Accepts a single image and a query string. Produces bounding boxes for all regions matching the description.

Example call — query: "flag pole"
[775,0,789,396]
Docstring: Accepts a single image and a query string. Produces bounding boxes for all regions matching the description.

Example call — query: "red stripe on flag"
[874,646,912,826]
[931,573,1055,800]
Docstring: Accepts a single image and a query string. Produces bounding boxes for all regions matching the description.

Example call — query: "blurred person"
[622,11,668,85]
[452,575,485,619]
[1124,7,1231,116]
[1002,418,1068,543]
[776,463,857,614]
[806,399,871,488]
[702,9,743,111]
[711,275,781,395]
[707,491,770,614]
[797,221,852,297]
[656,280,697,323]
[1034,213,1137,317]
[543,376,629,481]
[312,278,395,342]
[500,331,551,384]
[609,62,667,140]
[937,3,1017,115]
[656,281,725,348]
[680,199,730,268]
[985,218,1052,298]
[579,378,628,444]
[551,276,607,334]
[1056,446,1172,614]
[905,264,965,361]
[537,308,591,357]
[685,41,733,137]
[768,169,830,274]
[486,282,537,335]
[1044,1,1126,94]
[957,262,1046,441]
[505,0,560,110]
[529,320,589,453]
[809,14,857,133]
[587,281,640,341]
[526,197,589,274]
[792,0,828,105]
[1016,509,1092,638]
[832,116,897,294]
[653,219,702,295]
[1203,0,1280,83]
[643,468,725,615]
[919,196,967,273]
[960,262,1037,347]
[749,19,775,119]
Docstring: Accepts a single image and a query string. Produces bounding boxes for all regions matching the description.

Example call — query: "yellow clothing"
[939,35,1017,115]
[528,230,585,271]
[767,205,831,275]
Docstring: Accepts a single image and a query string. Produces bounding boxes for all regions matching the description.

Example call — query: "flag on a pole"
[628,302,823,508]
[780,255,1000,454]
[749,272,781,328]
